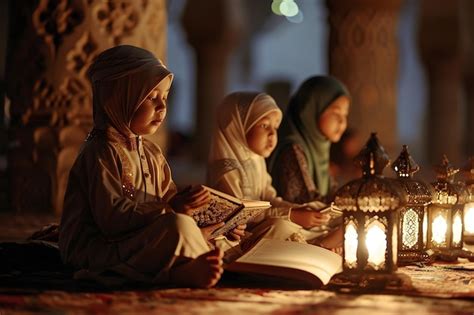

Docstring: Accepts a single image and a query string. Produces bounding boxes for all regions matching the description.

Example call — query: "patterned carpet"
[1,212,474,314]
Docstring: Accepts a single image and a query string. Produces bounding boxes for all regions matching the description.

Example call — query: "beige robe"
[206,92,311,243]
[59,45,209,284]
[59,128,210,283]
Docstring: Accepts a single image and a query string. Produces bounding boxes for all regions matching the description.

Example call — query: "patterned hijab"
[87,45,173,138]
[268,76,350,196]
[207,92,282,199]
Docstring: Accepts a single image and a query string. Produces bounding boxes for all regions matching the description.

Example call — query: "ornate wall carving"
[6,0,167,213]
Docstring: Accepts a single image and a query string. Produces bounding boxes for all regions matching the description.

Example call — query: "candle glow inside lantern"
[462,157,474,244]
[335,133,401,274]
[427,155,466,253]
[391,145,433,263]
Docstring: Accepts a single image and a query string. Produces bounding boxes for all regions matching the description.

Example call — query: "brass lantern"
[334,133,401,275]
[391,145,433,263]
[427,155,466,255]
[462,157,474,244]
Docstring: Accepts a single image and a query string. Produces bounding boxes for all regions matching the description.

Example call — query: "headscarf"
[87,45,173,138]
[207,92,282,199]
[268,76,350,196]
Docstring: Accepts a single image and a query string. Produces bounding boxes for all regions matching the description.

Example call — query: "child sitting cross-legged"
[59,45,231,288]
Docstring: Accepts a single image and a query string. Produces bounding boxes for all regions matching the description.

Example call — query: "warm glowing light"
[452,212,463,246]
[344,222,358,266]
[431,214,447,245]
[423,211,428,246]
[365,223,387,269]
[464,203,474,234]
[402,208,418,248]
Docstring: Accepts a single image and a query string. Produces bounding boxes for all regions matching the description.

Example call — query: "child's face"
[318,95,350,143]
[130,77,171,136]
[246,111,281,158]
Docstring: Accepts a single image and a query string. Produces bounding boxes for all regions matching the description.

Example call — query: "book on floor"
[225,238,343,287]
[192,186,271,238]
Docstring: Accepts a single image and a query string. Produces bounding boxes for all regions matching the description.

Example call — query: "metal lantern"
[462,157,474,244]
[427,155,466,254]
[391,145,433,263]
[335,133,401,275]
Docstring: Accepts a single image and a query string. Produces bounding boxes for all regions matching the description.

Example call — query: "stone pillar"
[460,0,474,157]
[326,0,402,156]
[5,0,168,214]
[181,0,243,162]
[418,0,463,164]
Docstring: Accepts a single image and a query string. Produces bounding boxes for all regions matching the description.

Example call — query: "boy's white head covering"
[207,92,282,199]
[87,45,173,137]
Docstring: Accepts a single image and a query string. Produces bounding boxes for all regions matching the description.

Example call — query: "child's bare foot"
[169,249,224,288]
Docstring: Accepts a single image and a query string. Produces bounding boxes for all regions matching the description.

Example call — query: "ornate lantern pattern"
[462,157,474,244]
[335,133,401,274]
[391,145,433,263]
[427,155,466,252]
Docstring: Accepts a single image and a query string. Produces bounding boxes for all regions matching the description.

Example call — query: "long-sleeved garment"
[268,76,350,203]
[59,128,209,283]
[59,45,209,284]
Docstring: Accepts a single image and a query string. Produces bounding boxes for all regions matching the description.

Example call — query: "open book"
[226,238,342,286]
[192,186,271,238]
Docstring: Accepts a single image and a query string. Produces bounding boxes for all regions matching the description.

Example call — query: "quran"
[226,238,342,286]
[192,186,271,238]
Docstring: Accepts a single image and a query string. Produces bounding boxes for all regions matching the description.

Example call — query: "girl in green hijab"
[268,75,351,205]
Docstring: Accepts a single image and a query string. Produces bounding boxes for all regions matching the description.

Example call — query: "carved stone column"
[181,0,243,162]
[326,0,402,156]
[460,0,474,157]
[5,0,168,213]
[418,0,463,164]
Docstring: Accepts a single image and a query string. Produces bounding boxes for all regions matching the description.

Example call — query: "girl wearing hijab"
[207,92,341,249]
[268,76,351,206]
[59,45,223,288]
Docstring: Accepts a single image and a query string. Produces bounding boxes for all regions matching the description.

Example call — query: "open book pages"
[192,186,271,238]
[226,238,342,286]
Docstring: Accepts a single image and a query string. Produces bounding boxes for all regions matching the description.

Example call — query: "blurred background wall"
[0,0,472,214]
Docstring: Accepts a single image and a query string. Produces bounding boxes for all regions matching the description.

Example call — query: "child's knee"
[167,213,200,235]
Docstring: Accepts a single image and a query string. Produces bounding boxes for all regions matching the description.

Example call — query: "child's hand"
[290,206,330,229]
[226,224,247,241]
[170,185,211,216]
[201,222,225,240]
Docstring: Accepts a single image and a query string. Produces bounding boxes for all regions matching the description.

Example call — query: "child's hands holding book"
[170,185,211,216]
[226,224,247,241]
[289,206,330,229]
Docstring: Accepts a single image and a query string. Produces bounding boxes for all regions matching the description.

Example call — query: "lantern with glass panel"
[462,157,474,244]
[427,155,466,255]
[391,145,433,263]
[334,133,401,275]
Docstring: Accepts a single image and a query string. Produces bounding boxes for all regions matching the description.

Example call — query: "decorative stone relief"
[6,0,168,213]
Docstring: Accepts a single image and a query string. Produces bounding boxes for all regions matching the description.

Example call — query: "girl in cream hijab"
[207,92,341,248]
[59,45,223,288]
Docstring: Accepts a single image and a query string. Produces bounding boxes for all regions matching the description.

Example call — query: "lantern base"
[464,235,474,245]
[398,250,435,265]
[330,273,410,292]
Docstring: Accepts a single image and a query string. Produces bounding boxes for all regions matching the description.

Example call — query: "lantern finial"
[392,145,419,178]
[355,133,390,177]
[433,155,459,182]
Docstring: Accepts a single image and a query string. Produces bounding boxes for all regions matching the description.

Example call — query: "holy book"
[225,238,343,287]
[192,186,271,239]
